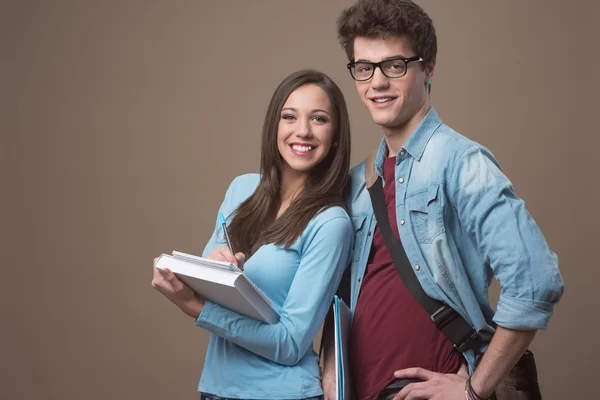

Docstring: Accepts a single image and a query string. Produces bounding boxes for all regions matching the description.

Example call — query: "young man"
[321,1,564,399]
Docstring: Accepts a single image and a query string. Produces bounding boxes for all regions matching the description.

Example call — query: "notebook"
[334,295,351,400]
[155,251,279,324]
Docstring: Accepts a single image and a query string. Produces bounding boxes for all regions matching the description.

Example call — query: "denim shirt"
[346,107,564,371]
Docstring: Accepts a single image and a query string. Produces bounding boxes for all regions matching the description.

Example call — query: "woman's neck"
[278,168,307,218]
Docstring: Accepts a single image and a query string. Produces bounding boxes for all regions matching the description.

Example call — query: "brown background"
[3,0,599,399]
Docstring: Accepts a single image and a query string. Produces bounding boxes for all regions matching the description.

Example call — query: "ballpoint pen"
[218,212,241,270]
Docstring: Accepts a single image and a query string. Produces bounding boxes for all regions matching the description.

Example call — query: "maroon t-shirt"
[348,155,462,400]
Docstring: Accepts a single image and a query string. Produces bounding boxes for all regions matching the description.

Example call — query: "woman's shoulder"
[220,173,260,217]
[225,173,261,200]
[297,205,353,251]
[307,205,353,234]
[316,205,351,222]
[229,173,261,190]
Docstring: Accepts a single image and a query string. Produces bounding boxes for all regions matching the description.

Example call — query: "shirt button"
[367,231,372,236]
[398,177,404,184]
[400,150,406,157]
[400,219,405,225]
[415,264,420,271]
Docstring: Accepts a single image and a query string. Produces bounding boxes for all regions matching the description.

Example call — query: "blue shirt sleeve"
[449,146,564,330]
[194,214,354,366]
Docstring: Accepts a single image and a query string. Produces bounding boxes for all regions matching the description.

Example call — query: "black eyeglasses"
[347,55,424,81]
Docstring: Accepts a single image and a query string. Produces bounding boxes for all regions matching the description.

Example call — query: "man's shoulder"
[425,123,498,171]
[348,158,368,192]
[345,158,370,215]
[349,158,367,179]
[430,123,482,153]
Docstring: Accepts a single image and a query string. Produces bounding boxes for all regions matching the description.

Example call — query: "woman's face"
[277,84,335,178]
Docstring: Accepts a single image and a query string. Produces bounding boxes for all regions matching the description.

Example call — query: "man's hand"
[392,364,468,400]
[320,303,337,400]
[322,364,337,400]
[152,258,205,319]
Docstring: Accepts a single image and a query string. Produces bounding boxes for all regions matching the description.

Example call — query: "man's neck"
[382,102,431,157]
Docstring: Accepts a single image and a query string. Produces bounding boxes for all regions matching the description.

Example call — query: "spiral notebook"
[155,251,279,324]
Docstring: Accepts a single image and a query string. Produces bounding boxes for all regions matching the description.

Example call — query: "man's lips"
[369,95,398,104]
[369,96,398,108]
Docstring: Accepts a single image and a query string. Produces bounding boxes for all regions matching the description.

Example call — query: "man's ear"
[425,60,436,82]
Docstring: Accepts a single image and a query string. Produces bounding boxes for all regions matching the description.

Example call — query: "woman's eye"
[312,116,328,123]
[281,114,295,120]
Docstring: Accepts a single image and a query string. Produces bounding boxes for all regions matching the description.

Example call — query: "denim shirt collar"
[374,107,443,178]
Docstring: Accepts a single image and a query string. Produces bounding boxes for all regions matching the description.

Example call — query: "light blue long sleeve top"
[195,173,354,399]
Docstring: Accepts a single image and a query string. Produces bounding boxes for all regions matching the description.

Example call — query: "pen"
[218,212,240,269]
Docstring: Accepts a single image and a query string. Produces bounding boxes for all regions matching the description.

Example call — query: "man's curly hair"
[337,0,437,68]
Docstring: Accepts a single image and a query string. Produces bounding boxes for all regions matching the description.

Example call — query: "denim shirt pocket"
[406,184,445,244]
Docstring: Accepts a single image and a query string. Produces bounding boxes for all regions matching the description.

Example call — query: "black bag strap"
[367,174,483,353]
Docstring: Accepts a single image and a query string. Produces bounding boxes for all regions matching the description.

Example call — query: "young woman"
[152,70,354,400]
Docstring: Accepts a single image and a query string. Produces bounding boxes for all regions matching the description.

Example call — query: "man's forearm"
[320,308,336,375]
[470,326,537,398]
[319,309,338,400]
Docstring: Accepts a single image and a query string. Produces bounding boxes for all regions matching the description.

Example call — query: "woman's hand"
[152,258,205,319]
[206,246,246,269]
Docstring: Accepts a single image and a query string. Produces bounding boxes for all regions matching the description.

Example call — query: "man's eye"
[387,63,404,70]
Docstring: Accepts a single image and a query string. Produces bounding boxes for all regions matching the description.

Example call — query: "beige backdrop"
[3,0,599,399]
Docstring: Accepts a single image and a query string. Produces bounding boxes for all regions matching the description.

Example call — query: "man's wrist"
[467,376,491,400]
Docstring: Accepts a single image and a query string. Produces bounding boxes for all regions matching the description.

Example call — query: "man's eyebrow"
[355,55,407,63]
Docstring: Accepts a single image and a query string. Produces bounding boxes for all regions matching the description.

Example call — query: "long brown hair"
[227,70,351,257]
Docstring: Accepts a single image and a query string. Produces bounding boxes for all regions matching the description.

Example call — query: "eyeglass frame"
[346,55,424,81]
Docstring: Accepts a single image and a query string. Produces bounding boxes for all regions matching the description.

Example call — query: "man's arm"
[393,145,563,399]
[320,308,337,400]
[320,263,352,400]
[392,328,534,399]
[470,327,536,398]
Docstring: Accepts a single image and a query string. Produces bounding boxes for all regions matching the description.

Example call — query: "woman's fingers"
[235,252,246,269]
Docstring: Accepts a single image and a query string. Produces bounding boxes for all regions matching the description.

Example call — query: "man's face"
[352,36,432,130]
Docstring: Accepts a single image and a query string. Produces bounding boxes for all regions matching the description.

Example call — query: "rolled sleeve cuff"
[194,300,223,332]
[493,295,554,331]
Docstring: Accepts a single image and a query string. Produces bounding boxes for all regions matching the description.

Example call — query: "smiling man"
[320,1,564,400]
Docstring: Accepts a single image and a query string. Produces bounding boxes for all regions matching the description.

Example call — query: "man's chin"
[369,111,399,127]
[372,117,401,129]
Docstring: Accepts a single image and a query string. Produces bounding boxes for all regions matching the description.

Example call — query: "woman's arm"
[195,216,354,366]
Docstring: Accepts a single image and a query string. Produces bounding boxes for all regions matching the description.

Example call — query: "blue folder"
[333,295,351,400]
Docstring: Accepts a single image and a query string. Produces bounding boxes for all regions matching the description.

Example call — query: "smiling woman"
[277,84,336,188]
[151,70,354,400]
[228,70,352,256]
